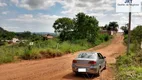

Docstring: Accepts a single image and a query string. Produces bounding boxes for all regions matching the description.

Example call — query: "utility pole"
[127,2,132,55]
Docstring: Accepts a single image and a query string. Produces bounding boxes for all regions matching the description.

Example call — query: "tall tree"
[106,22,119,32]
[131,26,142,44]
[121,24,128,34]
[73,13,88,39]
[53,13,99,43]
[74,13,99,43]
[17,31,32,39]
[53,17,74,40]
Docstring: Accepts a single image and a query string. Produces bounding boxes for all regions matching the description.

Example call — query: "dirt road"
[0,33,126,80]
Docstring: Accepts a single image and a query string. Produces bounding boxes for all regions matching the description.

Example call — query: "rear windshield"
[77,53,96,59]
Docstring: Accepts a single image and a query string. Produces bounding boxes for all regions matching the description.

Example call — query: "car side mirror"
[103,56,106,58]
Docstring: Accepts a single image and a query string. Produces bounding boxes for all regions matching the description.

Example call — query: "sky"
[0,0,142,32]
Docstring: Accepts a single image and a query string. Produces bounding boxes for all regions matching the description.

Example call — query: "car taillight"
[73,60,77,63]
[88,61,96,64]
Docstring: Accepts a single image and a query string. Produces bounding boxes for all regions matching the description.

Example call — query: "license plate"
[78,68,86,72]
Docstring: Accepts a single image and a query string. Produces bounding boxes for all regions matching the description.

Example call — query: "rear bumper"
[72,65,99,74]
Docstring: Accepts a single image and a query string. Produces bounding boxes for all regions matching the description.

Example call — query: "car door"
[97,53,105,70]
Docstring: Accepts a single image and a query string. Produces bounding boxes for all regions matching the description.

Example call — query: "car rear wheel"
[75,72,80,75]
[104,63,106,70]
[96,68,101,76]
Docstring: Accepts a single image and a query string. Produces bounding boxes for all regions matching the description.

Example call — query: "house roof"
[43,34,54,39]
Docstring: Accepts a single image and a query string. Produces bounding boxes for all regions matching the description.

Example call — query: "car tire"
[104,63,106,70]
[75,72,80,75]
[96,68,101,76]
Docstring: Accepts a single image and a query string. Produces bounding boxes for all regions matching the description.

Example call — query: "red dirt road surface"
[0,33,126,80]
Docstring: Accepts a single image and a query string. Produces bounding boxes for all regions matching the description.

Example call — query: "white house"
[12,38,19,43]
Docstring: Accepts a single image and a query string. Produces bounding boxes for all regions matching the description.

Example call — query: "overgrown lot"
[116,26,142,80]
[0,33,111,64]
[0,39,89,63]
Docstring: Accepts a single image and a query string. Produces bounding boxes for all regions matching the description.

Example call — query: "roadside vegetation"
[0,39,91,63]
[116,26,142,80]
[0,12,116,64]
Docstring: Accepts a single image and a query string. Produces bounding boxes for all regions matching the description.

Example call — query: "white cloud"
[132,13,142,17]
[60,0,115,16]
[2,0,142,32]
[9,14,61,23]
[1,11,9,15]
[11,0,60,10]
[88,13,107,17]
[7,14,62,32]
[112,13,124,17]
[11,0,115,15]
[19,14,33,19]
[11,0,19,5]
[9,14,34,22]
[0,2,7,7]
[3,26,19,30]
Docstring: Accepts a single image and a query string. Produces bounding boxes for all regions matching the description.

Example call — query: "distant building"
[100,26,106,31]
[3,38,20,44]
[43,34,54,40]
[99,26,117,35]
[110,30,117,35]
[100,26,108,34]
[12,38,19,43]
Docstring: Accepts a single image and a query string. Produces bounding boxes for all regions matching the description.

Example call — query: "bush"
[20,47,41,60]
[59,41,72,53]
[116,26,142,80]
[40,48,63,58]
[116,66,142,80]
[116,46,142,80]
[95,34,111,45]
[0,54,14,64]
[123,35,128,45]
[0,41,5,46]
[0,34,111,64]
[131,26,142,44]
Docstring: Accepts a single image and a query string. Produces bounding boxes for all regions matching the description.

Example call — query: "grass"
[116,45,142,80]
[0,39,91,64]
[0,34,111,64]
[92,38,112,50]
[115,31,142,80]
[116,66,142,80]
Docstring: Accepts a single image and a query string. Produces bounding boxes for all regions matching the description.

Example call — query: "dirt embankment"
[0,33,126,80]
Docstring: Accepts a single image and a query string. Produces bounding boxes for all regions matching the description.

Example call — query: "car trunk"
[74,59,96,67]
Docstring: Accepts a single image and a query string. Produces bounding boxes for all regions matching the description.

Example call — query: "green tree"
[131,26,142,44]
[73,13,87,39]
[53,17,74,41]
[104,24,108,30]
[6,32,16,39]
[31,33,42,41]
[17,31,32,39]
[73,13,99,43]
[0,27,16,40]
[53,13,99,43]
[121,24,128,34]
[106,22,119,32]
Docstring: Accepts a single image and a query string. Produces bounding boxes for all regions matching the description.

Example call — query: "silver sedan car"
[72,52,106,76]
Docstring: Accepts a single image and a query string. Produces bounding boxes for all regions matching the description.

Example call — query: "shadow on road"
[62,72,99,80]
